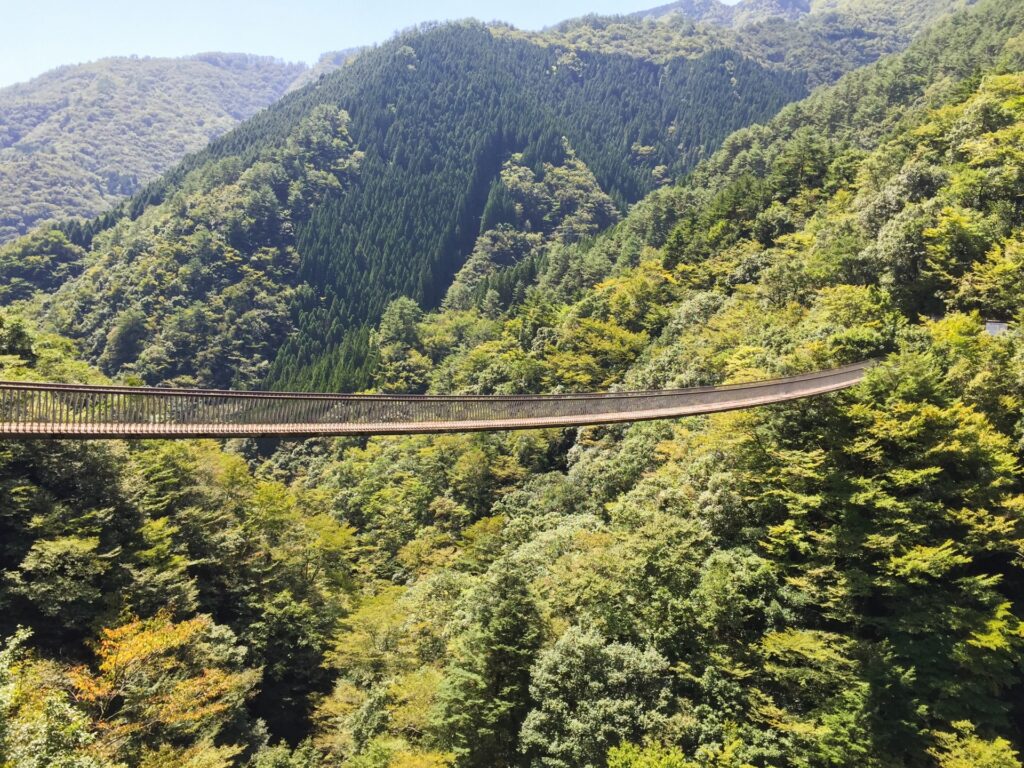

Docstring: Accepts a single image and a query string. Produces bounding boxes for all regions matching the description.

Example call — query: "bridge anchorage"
[0,361,872,439]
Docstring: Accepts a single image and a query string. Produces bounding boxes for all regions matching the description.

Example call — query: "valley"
[2,0,1024,766]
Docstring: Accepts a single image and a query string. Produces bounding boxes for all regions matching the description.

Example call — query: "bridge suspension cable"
[0,361,871,439]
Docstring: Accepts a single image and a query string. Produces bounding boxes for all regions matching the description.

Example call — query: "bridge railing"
[0,361,870,438]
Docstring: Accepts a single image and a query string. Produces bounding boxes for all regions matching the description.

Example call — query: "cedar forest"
[3,0,1024,766]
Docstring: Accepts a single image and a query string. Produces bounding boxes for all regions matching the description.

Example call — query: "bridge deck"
[0,361,870,439]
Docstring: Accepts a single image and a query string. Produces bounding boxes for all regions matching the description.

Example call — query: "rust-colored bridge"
[0,361,870,439]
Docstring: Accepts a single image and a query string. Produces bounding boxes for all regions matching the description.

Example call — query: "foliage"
[606,743,693,768]
[0,320,357,759]
[433,567,543,767]
[929,721,1023,768]
[34,105,361,389]
[520,627,671,768]
[0,54,305,242]
[8,21,806,392]
[6,1,1024,766]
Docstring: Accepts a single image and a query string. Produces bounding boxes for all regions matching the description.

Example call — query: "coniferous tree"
[435,567,543,767]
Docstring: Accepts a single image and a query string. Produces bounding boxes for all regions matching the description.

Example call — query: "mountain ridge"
[0,52,306,242]
[3,0,1024,764]
[15,22,807,392]
[633,0,969,30]
[634,0,809,26]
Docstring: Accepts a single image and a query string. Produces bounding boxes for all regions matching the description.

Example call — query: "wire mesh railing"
[0,361,871,438]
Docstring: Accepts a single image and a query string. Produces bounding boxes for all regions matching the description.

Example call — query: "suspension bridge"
[0,361,870,439]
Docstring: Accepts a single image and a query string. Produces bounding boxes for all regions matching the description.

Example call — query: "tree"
[434,567,543,767]
[99,308,148,373]
[0,312,37,362]
[3,537,110,632]
[520,626,670,768]
[607,743,693,768]
[0,629,116,768]
[68,612,258,763]
[929,721,1022,768]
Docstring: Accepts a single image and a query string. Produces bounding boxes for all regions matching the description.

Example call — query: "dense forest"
[0,0,968,396]
[540,0,970,87]
[2,22,808,393]
[635,0,967,30]
[3,0,1024,765]
[0,54,307,243]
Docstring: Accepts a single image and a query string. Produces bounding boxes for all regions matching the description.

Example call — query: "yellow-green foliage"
[6,2,1024,767]
[278,10,1024,766]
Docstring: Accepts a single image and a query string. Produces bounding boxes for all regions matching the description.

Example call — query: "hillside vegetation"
[7,22,806,393]
[545,0,970,87]
[0,54,306,242]
[637,0,967,32]
[3,0,966,394]
[3,0,1024,765]
[285,49,364,93]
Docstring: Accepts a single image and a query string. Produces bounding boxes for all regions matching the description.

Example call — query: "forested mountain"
[634,0,809,26]
[285,49,364,93]
[635,0,967,32]
[0,0,972,395]
[545,0,970,87]
[0,0,967,395]
[4,0,1024,766]
[5,22,806,393]
[0,54,306,243]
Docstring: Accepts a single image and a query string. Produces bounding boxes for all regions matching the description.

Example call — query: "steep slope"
[542,0,971,88]
[636,0,968,32]
[0,53,305,242]
[4,0,1024,764]
[13,22,805,392]
[285,48,364,93]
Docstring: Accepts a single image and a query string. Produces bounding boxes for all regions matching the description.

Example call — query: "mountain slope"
[636,0,969,32]
[541,0,971,88]
[0,53,306,242]
[16,22,806,392]
[6,1,971,392]
[285,48,364,93]
[4,0,1024,764]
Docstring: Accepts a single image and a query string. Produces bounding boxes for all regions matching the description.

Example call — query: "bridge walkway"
[0,361,870,439]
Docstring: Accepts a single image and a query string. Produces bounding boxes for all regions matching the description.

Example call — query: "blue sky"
[1,0,739,88]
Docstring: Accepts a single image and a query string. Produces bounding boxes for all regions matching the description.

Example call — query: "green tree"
[929,721,1022,768]
[520,626,671,768]
[434,567,543,767]
[607,743,693,768]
